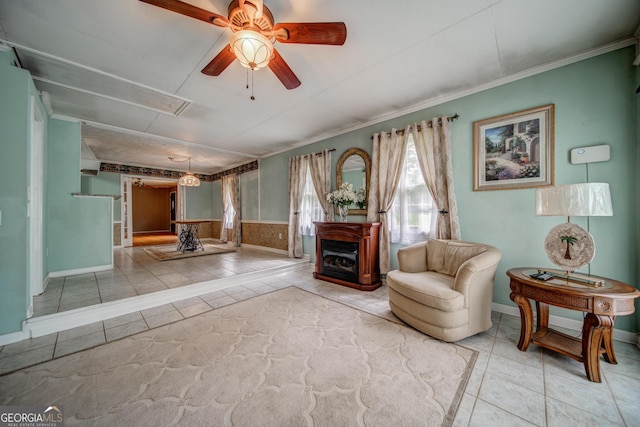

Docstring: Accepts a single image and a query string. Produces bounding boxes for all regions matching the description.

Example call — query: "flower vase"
[338,205,348,222]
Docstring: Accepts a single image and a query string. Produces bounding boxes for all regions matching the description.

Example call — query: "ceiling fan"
[140,0,347,90]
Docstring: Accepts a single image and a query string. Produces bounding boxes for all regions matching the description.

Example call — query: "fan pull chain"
[245,68,256,101]
[250,69,255,101]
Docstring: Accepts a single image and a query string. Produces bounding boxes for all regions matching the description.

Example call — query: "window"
[299,167,324,236]
[389,135,438,245]
[222,184,235,229]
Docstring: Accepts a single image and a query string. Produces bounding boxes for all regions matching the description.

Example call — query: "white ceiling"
[1,0,638,175]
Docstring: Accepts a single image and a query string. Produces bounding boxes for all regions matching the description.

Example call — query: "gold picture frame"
[336,147,371,215]
[473,104,554,191]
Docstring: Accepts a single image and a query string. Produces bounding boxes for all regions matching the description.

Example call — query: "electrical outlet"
[278,233,283,239]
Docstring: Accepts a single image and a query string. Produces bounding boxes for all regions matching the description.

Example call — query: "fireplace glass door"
[321,239,359,282]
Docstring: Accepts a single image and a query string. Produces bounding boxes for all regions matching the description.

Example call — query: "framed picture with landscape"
[473,104,554,191]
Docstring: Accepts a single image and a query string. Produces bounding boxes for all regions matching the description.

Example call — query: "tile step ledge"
[23,259,310,339]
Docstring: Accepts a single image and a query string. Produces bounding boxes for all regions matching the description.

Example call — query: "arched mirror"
[336,148,371,215]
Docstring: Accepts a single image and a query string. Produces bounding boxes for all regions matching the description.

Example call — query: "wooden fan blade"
[273,22,346,45]
[268,49,301,89]
[139,0,229,27]
[201,45,236,76]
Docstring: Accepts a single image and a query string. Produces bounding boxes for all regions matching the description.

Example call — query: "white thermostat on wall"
[570,144,610,164]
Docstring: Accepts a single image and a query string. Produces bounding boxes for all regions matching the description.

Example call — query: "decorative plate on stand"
[544,222,595,271]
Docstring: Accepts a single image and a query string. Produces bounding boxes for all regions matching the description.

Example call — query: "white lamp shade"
[179,173,201,187]
[535,183,612,217]
[230,30,273,70]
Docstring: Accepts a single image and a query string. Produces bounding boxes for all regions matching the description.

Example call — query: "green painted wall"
[241,170,259,220]
[81,172,217,224]
[47,119,112,272]
[257,155,290,221]
[208,173,255,221]
[184,182,213,219]
[82,172,217,222]
[248,46,638,332]
[81,171,121,221]
[434,47,636,331]
[211,180,223,219]
[256,125,375,222]
[0,52,32,335]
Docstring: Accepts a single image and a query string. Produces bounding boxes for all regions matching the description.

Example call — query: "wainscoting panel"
[242,222,288,251]
[115,219,287,251]
[197,221,213,239]
[210,220,222,240]
[208,220,233,241]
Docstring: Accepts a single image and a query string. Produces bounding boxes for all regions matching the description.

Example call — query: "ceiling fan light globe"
[230,30,273,70]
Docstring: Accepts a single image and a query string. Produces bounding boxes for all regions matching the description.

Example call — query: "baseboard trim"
[48,263,114,279]
[42,274,51,292]
[491,302,639,345]
[0,330,27,346]
[24,260,309,338]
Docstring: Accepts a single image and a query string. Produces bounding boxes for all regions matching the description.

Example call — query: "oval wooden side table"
[507,267,640,383]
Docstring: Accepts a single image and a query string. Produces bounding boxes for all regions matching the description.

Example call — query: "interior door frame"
[28,96,45,306]
[121,175,182,246]
[170,191,177,234]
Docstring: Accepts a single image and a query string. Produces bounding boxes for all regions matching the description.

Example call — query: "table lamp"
[535,183,613,281]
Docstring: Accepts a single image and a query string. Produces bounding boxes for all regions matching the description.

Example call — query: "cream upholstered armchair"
[387,239,502,342]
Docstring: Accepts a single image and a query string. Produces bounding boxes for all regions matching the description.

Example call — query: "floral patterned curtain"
[287,155,308,258]
[366,127,408,274]
[220,174,241,246]
[411,117,460,239]
[308,149,333,222]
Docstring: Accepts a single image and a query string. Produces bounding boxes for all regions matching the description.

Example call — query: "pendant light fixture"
[169,156,201,187]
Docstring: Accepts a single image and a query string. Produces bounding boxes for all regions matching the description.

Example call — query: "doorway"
[121,175,180,247]
[170,191,176,234]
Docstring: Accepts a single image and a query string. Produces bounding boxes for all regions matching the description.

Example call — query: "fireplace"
[313,222,381,291]
[321,239,359,283]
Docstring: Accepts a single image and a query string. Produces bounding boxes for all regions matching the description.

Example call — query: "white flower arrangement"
[327,182,356,207]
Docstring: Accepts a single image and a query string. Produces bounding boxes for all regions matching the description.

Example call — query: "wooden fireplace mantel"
[313,222,381,291]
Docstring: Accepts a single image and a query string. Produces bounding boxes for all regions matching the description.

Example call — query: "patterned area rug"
[0,287,476,426]
[144,240,235,261]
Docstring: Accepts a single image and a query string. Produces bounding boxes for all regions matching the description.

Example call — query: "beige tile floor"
[31,240,307,317]
[1,247,639,426]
